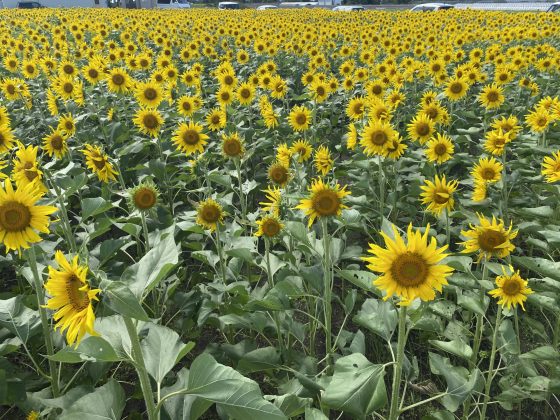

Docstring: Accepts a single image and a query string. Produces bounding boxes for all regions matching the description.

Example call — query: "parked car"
[547,2,560,12]
[17,1,44,6]
[218,1,239,9]
[256,4,277,9]
[279,1,319,8]
[410,3,453,11]
[157,0,191,8]
[332,5,364,11]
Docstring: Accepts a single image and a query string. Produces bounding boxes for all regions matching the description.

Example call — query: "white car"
[156,0,191,9]
[547,2,560,12]
[218,1,239,8]
[410,3,453,11]
[256,4,277,9]
[332,5,364,11]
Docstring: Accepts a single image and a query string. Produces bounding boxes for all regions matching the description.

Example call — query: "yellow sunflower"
[385,134,408,160]
[295,178,350,227]
[177,95,201,117]
[107,68,132,94]
[205,107,227,131]
[425,133,454,164]
[488,266,533,311]
[43,129,68,159]
[361,120,397,156]
[196,198,224,231]
[134,81,163,108]
[57,114,76,137]
[81,144,118,183]
[484,129,511,156]
[268,162,291,187]
[129,181,159,212]
[362,223,453,304]
[172,121,209,156]
[472,179,487,202]
[460,214,517,261]
[525,107,551,133]
[479,83,505,109]
[0,179,57,253]
[44,251,100,346]
[420,175,459,216]
[444,77,469,101]
[491,115,520,139]
[290,139,313,163]
[276,143,292,167]
[222,132,244,159]
[542,151,560,183]
[471,156,503,183]
[259,186,282,217]
[346,123,358,150]
[288,105,311,132]
[12,144,46,192]
[407,114,435,144]
[236,82,256,106]
[314,145,333,176]
[0,125,16,154]
[346,97,367,120]
[255,215,284,238]
[133,109,164,138]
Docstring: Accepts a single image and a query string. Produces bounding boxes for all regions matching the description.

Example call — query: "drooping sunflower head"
[346,123,358,150]
[425,133,454,164]
[295,178,350,227]
[314,145,333,176]
[196,198,224,231]
[268,162,290,187]
[129,181,159,212]
[44,251,100,346]
[81,144,118,183]
[0,125,16,154]
[542,151,560,184]
[420,175,459,216]
[460,213,518,261]
[362,223,453,304]
[488,266,533,310]
[255,215,284,238]
[221,132,244,159]
[133,109,164,138]
[471,156,503,183]
[259,186,282,217]
[472,178,487,202]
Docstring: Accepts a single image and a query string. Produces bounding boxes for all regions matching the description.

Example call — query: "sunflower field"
[1,6,560,420]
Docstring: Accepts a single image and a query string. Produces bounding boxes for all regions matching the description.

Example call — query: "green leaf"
[421,410,455,420]
[0,337,22,356]
[185,353,287,420]
[323,353,387,416]
[103,281,149,321]
[162,368,213,420]
[429,339,473,360]
[226,248,254,263]
[238,347,281,374]
[59,379,125,420]
[121,229,180,299]
[337,269,376,293]
[286,221,310,244]
[141,323,194,384]
[81,197,113,220]
[0,369,26,405]
[519,346,560,362]
[353,299,397,341]
[305,407,329,420]
[0,296,41,343]
[49,336,122,363]
[512,256,560,282]
[268,394,311,418]
[443,256,473,273]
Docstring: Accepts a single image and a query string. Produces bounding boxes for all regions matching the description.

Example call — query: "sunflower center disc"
[202,205,220,223]
[502,278,521,296]
[487,91,499,102]
[63,83,73,93]
[313,191,339,216]
[0,201,32,232]
[143,115,158,129]
[416,123,430,136]
[144,88,157,100]
[7,85,15,95]
[391,252,428,287]
[434,144,447,155]
[88,69,98,78]
[478,230,506,252]
[135,189,156,209]
[295,114,307,125]
[112,74,124,85]
[67,275,90,311]
[224,141,240,156]
[263,220,280,237]
[372,131,387,146]
[481,168,496,180]
[450,83,463,94]
[51,136,63,150]
[182,130,199,145]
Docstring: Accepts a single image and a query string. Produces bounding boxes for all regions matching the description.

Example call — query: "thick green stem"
[123,316,157,420]
[445,208,451,247]
[321,218,333,374]
[235,159,247,225]
[265,238,284,359]
[501,151,508,223]
[378,155,385,227]
[470,261,488,369]
[43,170,77,253]
[28,247,60,397]
[215,227,227,284]
[140,211,150,254]
[480,306,503,420]
[389,306,408,420]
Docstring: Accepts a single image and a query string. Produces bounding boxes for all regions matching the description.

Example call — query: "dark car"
[17,1,45,7]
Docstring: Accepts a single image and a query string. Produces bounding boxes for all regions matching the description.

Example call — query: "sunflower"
[362,223,453,304]
[0,125,16,154]
[295,178,350,227]
[420,175,458,216]
[460,214,517,261]
[82,144,118,183]
[407,114,435,144]
[44,251,100,346]
[385,134,408,160]
[290,139,313,162]
[134,81,163,108]
[177,95,201,117]
[314,145,333,176]
[236,82,255,106]
[488,266,533,310]
[129,181,159,212]
[133,109,164,138]
[276,143,292,167]
[472,179,487,202]
[0,179,57,253]
[172,121,208,156]
[420,101,445,124]
[444,77,468,101]
[542,151,560,183]
[270,76,287,100]
[21,60,38,79]
[216,86,234,108]
[268,162,290,187]
[471,156,503,183]
[196,198,224,231]
[107,68,131,94]
[82,62,104,85]
[12,144,46,192]
[491,116,520,139]
[484,129,511,156]
[43,129,68,159]
[346,123,358,150]
[221,132,244,159]
[46,89,58,116]
[255,215,284,238]
[310,80,329,103]
[361,120,397,156]
[1,78,22,101]
[205,107,227,131]
[425,133,454,164]
[0,161,7,179]
[57,114,76,137]
[259,186,281,217]
[479,84,505,109]
[288,105,311,132]
[0,106,11,128]
[525,107,551,133]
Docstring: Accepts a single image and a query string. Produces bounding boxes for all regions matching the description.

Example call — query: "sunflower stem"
[123,316,157,420]
[553,313,560,349]
[501,151,508,224]
[321,217,333,375]
[27,246,60,397]
[265,238,285,360]
[378,155,385,228]
[140,211,150,254]
[389,305,407,420]
[470,261,488,369]
[480,306,503,420]
[235,159,247,227]
[43,169,77,253]
[445,208,451,248]
[215,226,227,284]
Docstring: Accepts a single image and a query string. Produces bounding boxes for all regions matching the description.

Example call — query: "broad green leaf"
[337,269,376,293]
[59,379,125,420]
[305,407,328,420]
[94,315,132,359]
[237,347,281,374]
[50,336,122,363]
[140,323,195,384]
[443,256,473,273]
[162,368,213,420]
[121,229,180,299]
[519,346,560,361]
[0,369,26,405]
[186,353,287,420]
[0,337,22,356]
[286,221,310,244]
[81,197,113,220]
[421,410,455,420]
[429,339,473,360]
[322,353,387,416]
[103,281,149,321]
[268,394,311,418]
[512,256,560,282]
[0,296,41,343]
[353,298,397,341]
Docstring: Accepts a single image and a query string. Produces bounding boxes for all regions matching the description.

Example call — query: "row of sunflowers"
[1,7,560,420]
